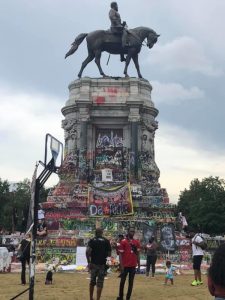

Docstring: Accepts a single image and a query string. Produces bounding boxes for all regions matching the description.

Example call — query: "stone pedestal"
[39,78,176,262]
[61,77,160,184]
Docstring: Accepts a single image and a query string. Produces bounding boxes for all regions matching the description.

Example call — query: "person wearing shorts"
[86,228,111,300]
[190,231,204,286]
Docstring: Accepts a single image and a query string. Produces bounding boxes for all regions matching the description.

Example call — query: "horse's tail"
[65,33,88,59]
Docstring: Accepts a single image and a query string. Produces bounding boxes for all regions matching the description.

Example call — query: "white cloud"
[167,0,225,60]
[0,84,64,185]
[151,81,204,104]
[155,122,225,203]
[148,36,223,77]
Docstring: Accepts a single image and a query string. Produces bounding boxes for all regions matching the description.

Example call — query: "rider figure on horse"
[109,2,129,62]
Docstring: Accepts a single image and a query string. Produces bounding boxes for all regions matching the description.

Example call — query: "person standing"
[190,231,204,286]
[117,227,141,300]
[208,243,225,299]
[18,233,31,285]
[145,236,158,277]
[86,228,111,300]
[37,218,47,237]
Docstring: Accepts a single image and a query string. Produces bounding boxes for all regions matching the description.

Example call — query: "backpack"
[196,235,207,250]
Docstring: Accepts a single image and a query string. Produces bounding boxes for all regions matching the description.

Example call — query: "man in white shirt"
[190,231,204,286]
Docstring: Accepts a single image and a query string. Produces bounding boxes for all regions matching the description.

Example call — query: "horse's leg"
[120,54,126,62]
[132,53,142,78]
[94,50,106,77]
[123,52,132,78]
[78,52,95,78]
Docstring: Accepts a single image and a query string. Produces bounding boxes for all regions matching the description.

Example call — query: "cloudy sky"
[0,0,225,203]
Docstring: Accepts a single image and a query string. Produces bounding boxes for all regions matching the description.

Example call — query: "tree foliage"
[177,176,225,235]
[0,177,50,233]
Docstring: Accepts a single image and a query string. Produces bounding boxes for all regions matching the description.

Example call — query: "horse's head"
[147,32,160,49]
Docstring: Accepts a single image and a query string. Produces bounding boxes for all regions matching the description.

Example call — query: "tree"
[0,178,11,231]
[177,176,225,235]
[0,177,50,233]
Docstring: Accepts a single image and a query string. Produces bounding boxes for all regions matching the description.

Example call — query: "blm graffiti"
[160,223,176,252]
[88,183,133,217]
[95,129,124,169]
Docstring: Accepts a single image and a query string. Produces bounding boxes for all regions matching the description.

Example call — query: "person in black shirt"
[86,228,111,300]
[37,218,47,237]
[18,233,31,285]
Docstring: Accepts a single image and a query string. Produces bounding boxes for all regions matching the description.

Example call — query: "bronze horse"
[65,26,159,78]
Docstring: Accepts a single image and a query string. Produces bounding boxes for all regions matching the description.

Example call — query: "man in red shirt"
[117,227,141,300]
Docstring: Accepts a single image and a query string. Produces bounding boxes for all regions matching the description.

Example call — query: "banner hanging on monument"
[88,183,133,217]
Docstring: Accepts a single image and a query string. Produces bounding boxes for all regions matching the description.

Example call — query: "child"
[164,260,174,285]
[208,243,225,299]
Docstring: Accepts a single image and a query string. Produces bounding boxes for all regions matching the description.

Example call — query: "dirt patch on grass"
[1,272,211,300]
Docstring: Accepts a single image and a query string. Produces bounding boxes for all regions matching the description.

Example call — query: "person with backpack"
[190,230,206,286]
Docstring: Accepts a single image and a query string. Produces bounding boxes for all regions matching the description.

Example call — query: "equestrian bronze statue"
[65,27,159,79]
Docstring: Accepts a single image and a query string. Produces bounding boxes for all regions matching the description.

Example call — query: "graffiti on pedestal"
[51,182,71,196]
[161,188,170,203]
[138,151,160,180]
[45,208,88,219]
[58,151,79,180]
[46,220,60,230]
[46,183,89,208]
[95,129,124,170]
[95,148,124,169]
[60,219,95,231]
[88,183,133,217]
[142,181,162,196]
[160,223,176,252]
[131,185,142,201]
[79,148,88,181]
[37,237,77,248]
[92,87,129,104]
[96,129,123,149]
[142,196,163,207]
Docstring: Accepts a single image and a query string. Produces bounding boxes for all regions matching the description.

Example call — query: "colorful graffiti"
[131,185,142,201]
[95,148,124,169]
[37,237,77,248]
[58,152,79,180]
[96,129,123,149]
[36,247,76,264]
[94,129,124,170]
[88,183,133,217]
[45,209,88,219]
[92,87,129,104]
